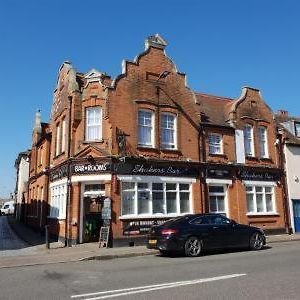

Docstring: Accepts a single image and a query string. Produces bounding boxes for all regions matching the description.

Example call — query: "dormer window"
[295,122,300,137]
[208,133,222,155]
[244,124,254,157]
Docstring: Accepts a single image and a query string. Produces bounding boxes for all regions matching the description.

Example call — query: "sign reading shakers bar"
[238,168,281,182]
[71,161,112,175]
[116,161,199,177]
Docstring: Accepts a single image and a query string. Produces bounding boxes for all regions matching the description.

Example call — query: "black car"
[147,214,266,257]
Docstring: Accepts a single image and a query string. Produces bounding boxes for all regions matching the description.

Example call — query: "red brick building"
[24,34,289,246]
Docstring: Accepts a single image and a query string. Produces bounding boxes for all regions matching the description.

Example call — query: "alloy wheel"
[184,237,202,257]
[250,232,264,250]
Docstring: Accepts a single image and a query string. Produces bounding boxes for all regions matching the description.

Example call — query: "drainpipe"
[278,136,292,234]
[199,123,207,213]
[65,96,73,247]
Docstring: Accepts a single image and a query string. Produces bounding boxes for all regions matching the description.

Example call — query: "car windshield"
[162,216,190,226]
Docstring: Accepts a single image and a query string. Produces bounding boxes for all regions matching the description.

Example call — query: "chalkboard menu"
[99,226,110,248]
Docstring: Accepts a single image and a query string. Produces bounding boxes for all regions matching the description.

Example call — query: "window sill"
[53,152,66,159]
[209,153,227,158]
[260,157,272,162]
[82,140,104,144]
[137,146,158,151]
[160,148,181,154]
[246,212,279,217]
[47,216,66,220]
[119,213,189,220]
[245,156,259,161]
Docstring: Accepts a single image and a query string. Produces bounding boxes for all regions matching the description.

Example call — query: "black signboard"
[49,165,68,182]
[238,168,281,182]
[206,167,232,179]
[71,161,111,175]
[123,219,168,236]
[116,161,198,177]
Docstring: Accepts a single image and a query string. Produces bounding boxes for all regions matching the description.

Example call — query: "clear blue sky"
[0,0,299,198]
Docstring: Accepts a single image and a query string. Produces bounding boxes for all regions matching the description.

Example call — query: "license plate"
[148,239,157,245]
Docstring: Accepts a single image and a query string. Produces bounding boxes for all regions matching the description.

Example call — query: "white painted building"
[277,111,300,233]
[14,151,30,220]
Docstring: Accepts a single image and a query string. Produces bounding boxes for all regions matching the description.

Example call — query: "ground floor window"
[121,181,192,217]
[49,183,67,219]
[246,185,275,214]
[208,185,226,214]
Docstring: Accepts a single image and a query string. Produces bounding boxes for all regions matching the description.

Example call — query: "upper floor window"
[61,119,66,153]
[138,110,154,147]
[161,113,177,150]
[86,107,102,141]
[258,126,268,158]
[39,146,43,166]
[244,124,254,157]
[295,122,300,137]
[208,133,222,155]
[55,123,60,157]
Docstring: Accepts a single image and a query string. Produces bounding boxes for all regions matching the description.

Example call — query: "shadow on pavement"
[155,246,272,258]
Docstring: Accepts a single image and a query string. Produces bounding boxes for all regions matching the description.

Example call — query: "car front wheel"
[249,232,264,250]
[184,236,202,257]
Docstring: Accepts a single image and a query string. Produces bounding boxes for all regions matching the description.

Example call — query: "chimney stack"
[34,109,42,134]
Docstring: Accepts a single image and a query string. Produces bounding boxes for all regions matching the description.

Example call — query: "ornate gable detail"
[74,144,108,159]
[145,34,168,50]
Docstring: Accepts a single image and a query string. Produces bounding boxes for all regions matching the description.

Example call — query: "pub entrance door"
[81,183,105,243]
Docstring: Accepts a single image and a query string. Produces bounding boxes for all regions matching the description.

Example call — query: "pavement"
[1,215,300,269]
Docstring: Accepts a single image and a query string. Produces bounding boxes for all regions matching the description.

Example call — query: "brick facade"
[23,34,289,246]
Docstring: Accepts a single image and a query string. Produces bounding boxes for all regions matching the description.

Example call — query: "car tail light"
[161,229,178,235]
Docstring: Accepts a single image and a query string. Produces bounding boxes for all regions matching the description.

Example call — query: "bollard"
[45,225,50,249]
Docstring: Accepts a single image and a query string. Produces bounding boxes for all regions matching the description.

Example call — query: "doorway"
[293,200,300,233]
[80,183,106,243]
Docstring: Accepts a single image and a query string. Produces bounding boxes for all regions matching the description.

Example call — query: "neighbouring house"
[14,150,30,220]
[276,110,300,233]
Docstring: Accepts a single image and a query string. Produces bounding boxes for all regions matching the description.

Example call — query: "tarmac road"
[1,240,300,299]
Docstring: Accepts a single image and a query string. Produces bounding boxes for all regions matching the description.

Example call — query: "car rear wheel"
[249,232,264,250]
[184,236,202,257]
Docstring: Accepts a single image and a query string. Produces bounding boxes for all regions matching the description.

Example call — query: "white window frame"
[85,106,102,141]
[61,119,66,153]
[208,184,228,215]
[120,178,193,218]
[245,184,277,215]
[49,183,67,219]
[295,122,300,137]
[244,124,255,157]
[258,126,268,158]
[137,109,155,148]
[55,123,60,157]
[208,133,223,155]
[160,113,177,150]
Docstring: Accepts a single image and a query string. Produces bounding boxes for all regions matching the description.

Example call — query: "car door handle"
[213,226,219,229]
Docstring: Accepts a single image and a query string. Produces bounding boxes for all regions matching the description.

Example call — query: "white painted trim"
[243,180,277,186]
[117,175,196,183]
[246,212,279,216]
[119,213,188,220]
[71,174,111,183]
[49,178,68,188]
[206,178,232,185]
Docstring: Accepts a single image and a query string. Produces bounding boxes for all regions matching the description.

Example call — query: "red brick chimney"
[278,110,288,116]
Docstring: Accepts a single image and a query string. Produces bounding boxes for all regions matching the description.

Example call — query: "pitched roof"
[195,92,233,126]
